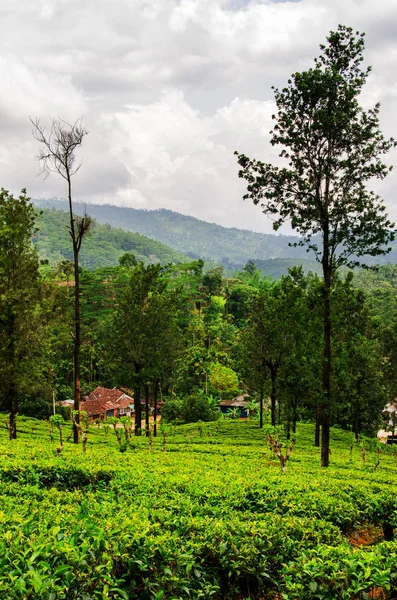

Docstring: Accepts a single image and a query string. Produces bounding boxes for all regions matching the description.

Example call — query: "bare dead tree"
[31,117,91,443]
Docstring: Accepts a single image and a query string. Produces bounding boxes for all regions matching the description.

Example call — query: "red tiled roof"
[85,387,133,404]
[117,396,132,409]
[81,387,134,417]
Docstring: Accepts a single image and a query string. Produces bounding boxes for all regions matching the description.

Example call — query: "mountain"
[32,199,396,276]
[32,199,314,268]
[33,208,191,269]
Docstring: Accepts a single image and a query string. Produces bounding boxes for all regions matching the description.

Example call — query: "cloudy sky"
[1,0,397,233]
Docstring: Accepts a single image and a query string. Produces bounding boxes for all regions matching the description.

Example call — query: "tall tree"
[239,281,295,427]
[278,270,322,438]
[107,262,182,436]
[332,274,388,438]
[236,26,395,466]
[0,189,44,438]
[31,118,91,443]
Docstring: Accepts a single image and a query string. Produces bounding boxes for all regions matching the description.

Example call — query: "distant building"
[378,402,397,442]
[219,394,250,418]
[81,387,134,421]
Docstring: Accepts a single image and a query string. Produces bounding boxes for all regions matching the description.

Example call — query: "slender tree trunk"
[67,173,80,445]
[145,384,150,437]
[270,367,277,427]
[9,386,17,441]
[353,405,360,441]
[321,235,332,467]
[292,394,298,434]
[73,243,81,444]
[259,387,264,429]
[154,380,158,438]
[134,381,142,436]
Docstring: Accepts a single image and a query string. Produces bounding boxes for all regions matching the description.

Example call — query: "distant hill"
[254,258,321,278]
[32,199,314,268]
[33,208,191,269]
[33,199,395,277]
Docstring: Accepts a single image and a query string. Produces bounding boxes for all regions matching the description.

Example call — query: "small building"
[219,395,250,418]
[378,402,397,442]
[81,387,134,421]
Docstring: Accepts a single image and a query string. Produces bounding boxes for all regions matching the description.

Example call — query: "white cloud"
[0,0,396,233]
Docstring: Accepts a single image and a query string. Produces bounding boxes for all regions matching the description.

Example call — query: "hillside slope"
[33,199,395,275]
[32,199,313,267]
[33,208,190,269]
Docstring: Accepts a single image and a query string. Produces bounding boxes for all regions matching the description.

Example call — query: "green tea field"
[1,418,397,599]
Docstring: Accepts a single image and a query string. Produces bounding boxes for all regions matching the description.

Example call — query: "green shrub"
[180,394,220,423]
[161,398,183,422]
[162,394,220,424]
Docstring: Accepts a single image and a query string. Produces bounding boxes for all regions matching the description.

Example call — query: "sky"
[1,0,397,234]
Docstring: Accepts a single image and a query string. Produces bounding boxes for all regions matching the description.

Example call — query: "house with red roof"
[81,387,134,421]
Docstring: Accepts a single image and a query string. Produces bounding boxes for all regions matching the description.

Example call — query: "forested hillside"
[33,208,190,269]
[33,199,397,272]
[32,198,314,267]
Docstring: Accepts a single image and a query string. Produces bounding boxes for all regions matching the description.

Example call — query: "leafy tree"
[0,190,46,438]
[175,309,209,396]
[208,362,239,399]
[106,262,182,435]
[201,267,224,298]
[225,264,272,327]
[118,252,138,268]
[278,270,322,438]
[162,393,220,424]
[32,118,91,443]
[239,284,291,427]
[332,274,388,437]
[236,26,395,466]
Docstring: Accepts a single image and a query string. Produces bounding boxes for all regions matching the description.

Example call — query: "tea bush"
[1,416,397,598]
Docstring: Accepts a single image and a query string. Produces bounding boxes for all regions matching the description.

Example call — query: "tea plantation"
[1,417,397,599]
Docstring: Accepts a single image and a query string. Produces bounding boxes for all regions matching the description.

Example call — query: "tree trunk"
[73,243,81,444]
[353,378,362,441]
[321,236,332,468]
[9,389,17,441]
[292,394,298,434]
[154,380,158,438]
[353,406,360,441]
[145,384,150,437]
[270,367,277,427]
[134,382,142,436]
[259,387,264,429]
[67,172,80,445]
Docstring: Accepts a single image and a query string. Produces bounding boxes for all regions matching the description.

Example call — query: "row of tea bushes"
[1,417,397,597]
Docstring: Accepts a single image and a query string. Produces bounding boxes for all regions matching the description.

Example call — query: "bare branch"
[30,116,88,182]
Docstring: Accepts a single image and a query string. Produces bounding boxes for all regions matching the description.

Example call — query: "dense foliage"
[32,199,397,273]
[34,209,190,269]
[5,189,397,442]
